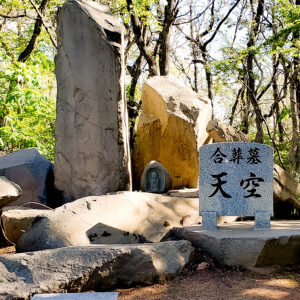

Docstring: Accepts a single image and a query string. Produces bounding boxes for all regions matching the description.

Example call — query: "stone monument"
[141,161,172,193]
[54,0,131,201]
[199,142,273,230]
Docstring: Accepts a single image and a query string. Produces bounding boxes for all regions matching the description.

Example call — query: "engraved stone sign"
[199,142,273,230]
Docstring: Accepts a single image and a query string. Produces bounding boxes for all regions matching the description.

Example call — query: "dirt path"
[118,263,300,300]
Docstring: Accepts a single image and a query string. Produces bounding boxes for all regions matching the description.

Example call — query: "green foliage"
[106,0,163,29]
[0,1,59,160]
[264,0,300,56]
[0,49,56,160]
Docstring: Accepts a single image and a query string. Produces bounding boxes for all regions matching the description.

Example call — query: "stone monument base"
[164,220,300,269]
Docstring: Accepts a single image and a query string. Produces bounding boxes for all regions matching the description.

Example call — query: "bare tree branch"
[204,0,241,47]
[18,0,52,62]
[28,0,57,48]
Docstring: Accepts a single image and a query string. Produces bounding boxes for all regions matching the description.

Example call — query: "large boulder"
[15,191,201,252]
[55,0,131,202]
[0,241,194,300]
[133,76,212,189]
[0,148,55,207]
[0,177,21,208]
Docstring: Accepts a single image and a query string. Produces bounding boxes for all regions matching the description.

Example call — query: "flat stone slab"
[166,221,300,269]
[0,241,193,300]
[32,293,118,299]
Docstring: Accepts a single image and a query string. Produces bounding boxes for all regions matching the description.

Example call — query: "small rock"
[197,262,209,270]
[164,220,170,227]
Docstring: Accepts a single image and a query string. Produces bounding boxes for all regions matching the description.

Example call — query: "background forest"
[0,0,299,178]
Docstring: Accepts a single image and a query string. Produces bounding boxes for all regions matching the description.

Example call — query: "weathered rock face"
[166,221,300,269]
[0,148,55,207]
[0,177,21,208]
[133,77,212,189]
[1,207,51,244]
[55,0,131,202]
[0,241,194,300]
[15,191,201,252]
[206,119,250,142]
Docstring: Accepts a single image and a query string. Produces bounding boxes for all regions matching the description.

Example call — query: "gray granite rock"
[165,221,300,269]
[0,241,194,300]
[0,177,21,208]
[0,148,55,207]
[54,0,131,202]
[199,142,273,229]
[15,191,200,252]
[141,161,172,193]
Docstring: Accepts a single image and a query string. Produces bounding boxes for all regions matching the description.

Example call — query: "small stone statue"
[141,160,172,193]
[150,171,159,191]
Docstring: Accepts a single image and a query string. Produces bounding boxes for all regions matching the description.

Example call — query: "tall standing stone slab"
[55,0,131,201]
[199,142,273,230]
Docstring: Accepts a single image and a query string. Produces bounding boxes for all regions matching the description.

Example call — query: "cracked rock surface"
[55,0,131,202]
[15,191,200,252]
[0,241,194,300]
[133,76,212,189]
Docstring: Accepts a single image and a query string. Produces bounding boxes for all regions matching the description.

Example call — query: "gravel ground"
[117,266,300,300]
[1,246,299,299]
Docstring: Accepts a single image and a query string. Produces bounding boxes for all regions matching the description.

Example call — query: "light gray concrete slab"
[32,293,118,299]
[184,220,300,238]
[167,221,300,269]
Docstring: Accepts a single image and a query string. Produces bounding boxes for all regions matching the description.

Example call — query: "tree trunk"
[246,0,265,143]
[189,0,198,92]
[288,0,300,171]
[272,55,284,143]
[288,72,300,171]
[127,54,144,149]
[201,47,214,106]
[126,0,158,77]
[158,0,177,75]
[18,0,50,62]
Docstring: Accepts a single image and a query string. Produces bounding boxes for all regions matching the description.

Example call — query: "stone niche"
[133,76,212,190]
[141,161,172,193]
[54,0,131,201]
